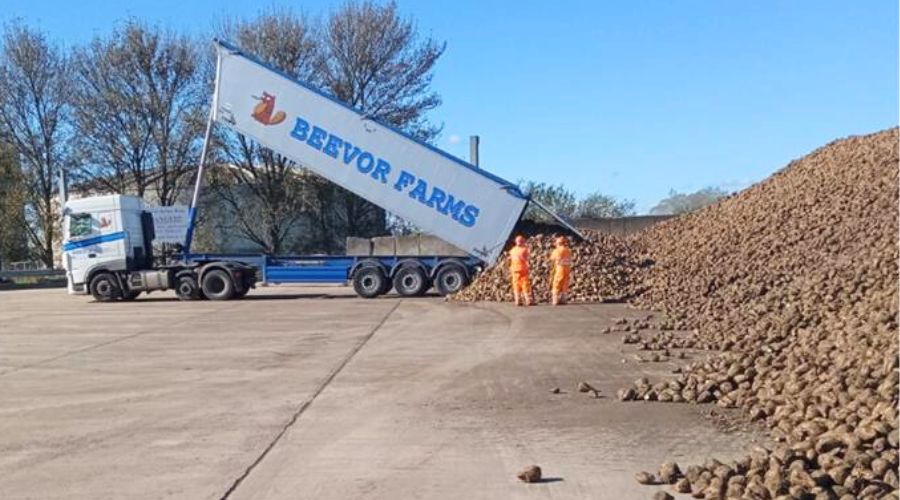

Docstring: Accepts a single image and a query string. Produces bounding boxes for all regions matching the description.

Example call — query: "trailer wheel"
[393,266,429,297]
[378,277,393,296]
[434,265,469,296]
[201,270,234,301]
[90,272,121,302]
[353,267,386,298]
[175,275,201,301]
[375,268,393,295]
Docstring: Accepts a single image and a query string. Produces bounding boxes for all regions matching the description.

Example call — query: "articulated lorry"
[61,41,574,302]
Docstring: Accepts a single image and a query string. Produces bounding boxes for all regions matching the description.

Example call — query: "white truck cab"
[62,194,254,301]
[63,195,151,295]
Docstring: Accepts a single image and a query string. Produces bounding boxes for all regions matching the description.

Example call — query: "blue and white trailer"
[61,41,576,302]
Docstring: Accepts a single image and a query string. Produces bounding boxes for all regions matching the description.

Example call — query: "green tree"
[576,191,636,218]
[0,144,28,267]
[518,181,577,221]
[517,181,634,222]
[650,187,728,215]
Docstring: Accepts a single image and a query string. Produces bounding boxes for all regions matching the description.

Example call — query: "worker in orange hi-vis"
[550,236,573,305]
[508,235,532,306]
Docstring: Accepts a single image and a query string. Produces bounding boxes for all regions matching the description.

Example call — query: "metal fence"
[0,261,65,280]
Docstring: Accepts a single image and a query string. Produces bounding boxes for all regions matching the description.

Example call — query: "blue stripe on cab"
[63,231,126,252]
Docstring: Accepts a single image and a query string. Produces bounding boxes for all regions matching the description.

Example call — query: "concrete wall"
[371,236,397,256]
[346,237,372,256]
[347,234,469,257]
[572,215,674,235]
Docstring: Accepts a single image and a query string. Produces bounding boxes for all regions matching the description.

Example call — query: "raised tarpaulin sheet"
[211,41,527,265]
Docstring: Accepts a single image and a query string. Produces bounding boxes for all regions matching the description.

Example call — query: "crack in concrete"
[218,300,403,500]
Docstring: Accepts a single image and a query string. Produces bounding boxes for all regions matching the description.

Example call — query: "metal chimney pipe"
[469,135,480,167]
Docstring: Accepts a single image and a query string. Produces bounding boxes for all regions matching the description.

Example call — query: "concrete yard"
[0,286,760,499]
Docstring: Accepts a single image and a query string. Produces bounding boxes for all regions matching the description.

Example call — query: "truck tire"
[175,275,201,301]
[434,265,469,296]
[201,270,235,301]
[353,267,386,299]
[90,272,121,302]
[378,277,393,296]
[393,266,429,297]
[121,290,141,301]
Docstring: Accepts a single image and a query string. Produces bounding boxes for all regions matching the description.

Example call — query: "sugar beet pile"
[454,128,899,499]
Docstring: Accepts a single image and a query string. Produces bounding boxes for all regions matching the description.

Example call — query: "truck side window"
[70,214,94,238]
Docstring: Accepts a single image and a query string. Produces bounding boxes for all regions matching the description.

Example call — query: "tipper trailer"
[61,41,576,302]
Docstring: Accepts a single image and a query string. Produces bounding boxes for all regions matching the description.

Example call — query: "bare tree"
[319,0,445,140]
[313,0,446,243]
[207,3,446,254]
[210,9,321,253]
[0,22,72,267]
[207,155,313,254]
[139,22,202,203]
[142,25,206,205]
[71,21,204,205]
[71,24,155,197]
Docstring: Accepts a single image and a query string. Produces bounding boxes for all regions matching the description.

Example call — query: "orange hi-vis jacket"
[509,246,530,273]
[550,246,572,269]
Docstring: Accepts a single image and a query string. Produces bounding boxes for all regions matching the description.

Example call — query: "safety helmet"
[514,235,526,245]
[555,236,568,246]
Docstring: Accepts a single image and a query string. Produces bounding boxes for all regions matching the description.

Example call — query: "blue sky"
[3,1,897,212]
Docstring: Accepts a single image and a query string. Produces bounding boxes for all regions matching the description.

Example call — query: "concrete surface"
[0,286,760,499]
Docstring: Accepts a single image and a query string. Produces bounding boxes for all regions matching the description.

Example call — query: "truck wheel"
[90,272,121,302]
[201,270,235,300]
[393,266,429,297]
[378,277,393,296]
[175,275,201,301]
[434,265,469,296]
[234,287,249,299]
[353,267,386,298]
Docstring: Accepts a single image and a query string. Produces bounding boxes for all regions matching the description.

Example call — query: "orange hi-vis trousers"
[550,245,572,296]
[511,270,532,296]
[552,266,571,295]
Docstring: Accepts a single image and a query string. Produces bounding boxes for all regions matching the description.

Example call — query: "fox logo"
[251,92,287,126]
